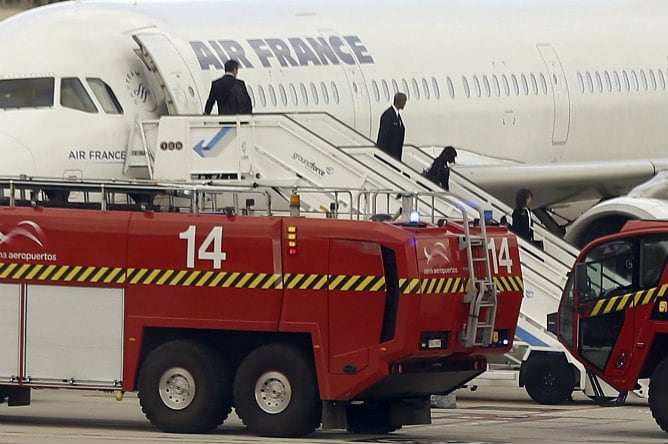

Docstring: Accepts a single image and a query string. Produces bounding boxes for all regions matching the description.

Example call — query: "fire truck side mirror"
[574,263,589,293]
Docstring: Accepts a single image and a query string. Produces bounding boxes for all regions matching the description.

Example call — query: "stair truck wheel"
[649,355,668,433]
[138,339,232,433]
[233,343,321,437]
[524,354,575,405]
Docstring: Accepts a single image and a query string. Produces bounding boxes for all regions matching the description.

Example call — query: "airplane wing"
[454,159,668,208]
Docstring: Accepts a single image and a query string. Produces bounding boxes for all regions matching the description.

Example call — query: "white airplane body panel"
[2,0,668,242]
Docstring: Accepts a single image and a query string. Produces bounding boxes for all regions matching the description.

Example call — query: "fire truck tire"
[524,354,574,405]
[137,340,232,433]
[233,343,321,437]
[649,356,668,433]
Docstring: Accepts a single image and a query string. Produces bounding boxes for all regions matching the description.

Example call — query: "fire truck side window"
[581,240,634,302]
[640,236,668,288]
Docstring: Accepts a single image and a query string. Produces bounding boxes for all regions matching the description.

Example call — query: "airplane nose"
[0,132,36,176]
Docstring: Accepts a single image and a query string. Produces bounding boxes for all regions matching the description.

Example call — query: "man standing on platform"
[204,59,252,115]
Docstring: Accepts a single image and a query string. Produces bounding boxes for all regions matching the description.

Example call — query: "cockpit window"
[61,77,97,113]
[86,78,123,114]
[0,77,54,109]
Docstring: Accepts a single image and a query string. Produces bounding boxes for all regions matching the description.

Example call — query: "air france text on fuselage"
[190,36,374,70]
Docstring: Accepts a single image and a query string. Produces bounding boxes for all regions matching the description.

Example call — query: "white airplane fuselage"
[1,0,667,181]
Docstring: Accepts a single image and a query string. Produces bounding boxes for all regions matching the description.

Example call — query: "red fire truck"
[0,178,524,437]
[557,220,668,434]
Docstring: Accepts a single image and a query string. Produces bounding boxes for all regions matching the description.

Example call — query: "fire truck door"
[576,239,636,373]
[0,283,20,381]
[328,240,387,375]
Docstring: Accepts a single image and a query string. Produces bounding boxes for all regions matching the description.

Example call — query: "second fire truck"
[0,178,524,437]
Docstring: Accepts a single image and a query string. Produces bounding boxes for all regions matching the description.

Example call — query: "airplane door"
[319,30,372,136]
[537,44,570,145]
[133,33,202,115]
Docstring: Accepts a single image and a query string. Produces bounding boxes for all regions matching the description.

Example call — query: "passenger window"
[482,75,491,97]
[278,84,288,107]
[86,78,123,114]
[331,81,340,104]
[577,72,585,94]
[257,85,267,107]
[539,73,548,95]
[268,84,277,107]
[585,72,593,93]
[630,70,639,91]
[639,70,648,91]
[310,82,319,105]
[289,84,298,105]
[0,77,54,109]
[462,76,470,98]
[422,78,430,100]
[510,74,519,96]
[381,80,390,101]
[529,73,538,95]
[401,78,410,98]
[61,77,97,113]
[446,76,455,99]
[604,71,612,92]
[649,69,657,90]
[472,75,481,98]
[431,77,440,99]
[658,69,666,90]
[520,74,529,96]
[613,71,621,92]
[372,80,380,102]
[492,75,500,96]
[247,85,256,108]
[300,83,309,105]
[622,70,630,92]
[391,79,399,94]
[411,78,420,100]
[321,82,330,104]
[501,74,510,96]
[595,72,603,93]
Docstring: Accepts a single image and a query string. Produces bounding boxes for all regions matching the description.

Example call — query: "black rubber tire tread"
[649,355,668,434]
[137,339,230,433]
[233,343,321,437]
[346,402,400,434]
[524,354,575,405]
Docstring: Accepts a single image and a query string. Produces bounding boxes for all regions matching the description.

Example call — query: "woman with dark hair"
[426,146,457,191]
[511,188,534,242]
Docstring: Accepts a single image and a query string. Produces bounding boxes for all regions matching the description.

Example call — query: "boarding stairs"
[124,112,576,372]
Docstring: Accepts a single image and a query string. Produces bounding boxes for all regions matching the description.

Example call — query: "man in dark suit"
[204,59,252,115]
[376,92,407,161]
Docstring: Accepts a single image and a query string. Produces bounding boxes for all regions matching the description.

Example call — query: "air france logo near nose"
[0,220,45,247]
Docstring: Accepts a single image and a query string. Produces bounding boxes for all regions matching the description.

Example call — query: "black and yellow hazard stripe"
[590,283,668,317]
[0,261,522,295]
[494,276,524,292]
[419,277,466,294]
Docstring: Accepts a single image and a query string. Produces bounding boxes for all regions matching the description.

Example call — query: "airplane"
[2,0,668,247]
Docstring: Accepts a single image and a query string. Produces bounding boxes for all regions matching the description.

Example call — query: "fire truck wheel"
[649,356,668,433]
[524,354,574,405]
[233,343,321,437]
[138,340,232,433]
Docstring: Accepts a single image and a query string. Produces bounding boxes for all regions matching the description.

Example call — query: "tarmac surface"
[0,386,664,444]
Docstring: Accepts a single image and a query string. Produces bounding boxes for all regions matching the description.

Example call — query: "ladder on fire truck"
[122,112,581,385]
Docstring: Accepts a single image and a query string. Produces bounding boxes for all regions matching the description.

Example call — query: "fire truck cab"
[0,178,524,437]
[557,220,668,434]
